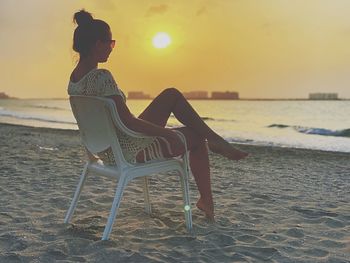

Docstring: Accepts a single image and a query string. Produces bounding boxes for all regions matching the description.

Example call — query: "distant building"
[183,91,208,100]
[211,91,239,100]
[0,92,10,99]
[128,91,151,99]
[309,93,338,100]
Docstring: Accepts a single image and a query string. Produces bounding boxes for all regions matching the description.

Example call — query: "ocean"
[1,98,349,153]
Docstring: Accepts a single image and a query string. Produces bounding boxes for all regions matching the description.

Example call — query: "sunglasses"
[104,39,116,48]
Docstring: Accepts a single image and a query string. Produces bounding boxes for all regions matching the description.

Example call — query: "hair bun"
[73,9,93,26]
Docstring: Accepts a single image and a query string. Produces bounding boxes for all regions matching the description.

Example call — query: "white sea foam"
[0,109,76,125]
[268,124,350,138]
[27,104,69,110]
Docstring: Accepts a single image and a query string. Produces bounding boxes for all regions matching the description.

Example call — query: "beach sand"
[0,123,349,262]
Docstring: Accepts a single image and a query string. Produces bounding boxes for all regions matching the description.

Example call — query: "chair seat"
[87,158,185,179]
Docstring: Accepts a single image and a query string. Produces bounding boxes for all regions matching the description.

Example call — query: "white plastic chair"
[64,95,193,240]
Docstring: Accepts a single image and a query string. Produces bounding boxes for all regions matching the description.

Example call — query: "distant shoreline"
[2,98,349,101]
[234,98,350,101]
[177,98,350,101]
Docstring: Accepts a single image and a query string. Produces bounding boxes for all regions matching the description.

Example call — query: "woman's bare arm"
[109,96,172,136]
[109,95,185,154]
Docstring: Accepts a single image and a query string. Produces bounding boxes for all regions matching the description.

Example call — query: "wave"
[27,105,68,111]
[268,124,289,128]
[214,118,236,122]
[296,127,350,137]
[0,109,76,125]
[169,115,235,122]
[201,117,215,121]
[268,123,350,138]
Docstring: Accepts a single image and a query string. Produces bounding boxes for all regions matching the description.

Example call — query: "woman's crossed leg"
[136,88,248,220]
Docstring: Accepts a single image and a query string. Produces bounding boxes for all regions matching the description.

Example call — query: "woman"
[68,10,248,221]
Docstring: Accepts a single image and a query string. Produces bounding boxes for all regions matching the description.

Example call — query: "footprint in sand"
[0,234,28,252]
[291,206,338,219]
[236,234,258,243]
[234,246,278,261]
[263,234,287,242]
[45,249,68,261]
[318,239,346,249]
[0,253,23,262]
[285,228,304,238]
[323,217,345,228]
[207,233,235,247]
[303,247,329,258]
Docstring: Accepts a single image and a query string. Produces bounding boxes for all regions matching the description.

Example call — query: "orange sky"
[1,0,350,99]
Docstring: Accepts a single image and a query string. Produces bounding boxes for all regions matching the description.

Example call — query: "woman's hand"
[164,130,186,156]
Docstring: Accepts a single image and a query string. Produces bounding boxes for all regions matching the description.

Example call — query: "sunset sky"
[1,0,350,99]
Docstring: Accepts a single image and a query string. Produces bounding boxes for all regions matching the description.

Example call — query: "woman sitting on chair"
[67,10,248,221]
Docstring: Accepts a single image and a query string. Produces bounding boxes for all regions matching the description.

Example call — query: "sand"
[0,123,349,262]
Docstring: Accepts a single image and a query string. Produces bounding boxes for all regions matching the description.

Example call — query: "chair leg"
[143,176,152,215]
[64,163,89,223]
[179,169,193,232]
[102,176,127,240]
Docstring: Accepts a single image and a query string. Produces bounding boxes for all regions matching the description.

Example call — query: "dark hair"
[73,9,111,57]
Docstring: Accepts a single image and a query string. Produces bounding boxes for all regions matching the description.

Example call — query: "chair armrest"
[108,100,156,140]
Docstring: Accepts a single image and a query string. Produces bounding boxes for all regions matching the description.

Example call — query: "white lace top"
[67,68,164,164]
[67,68,126,101]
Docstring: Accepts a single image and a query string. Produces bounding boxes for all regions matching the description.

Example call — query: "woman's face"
[95,30,115,62]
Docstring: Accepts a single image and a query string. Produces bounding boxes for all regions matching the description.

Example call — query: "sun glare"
[152,32,171,49]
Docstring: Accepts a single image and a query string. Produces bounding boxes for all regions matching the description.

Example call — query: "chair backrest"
[70,95,158,166]
[70,96,124,164]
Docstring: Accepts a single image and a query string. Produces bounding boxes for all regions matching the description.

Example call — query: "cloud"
[196,6,207,16]
[146,4,168,17]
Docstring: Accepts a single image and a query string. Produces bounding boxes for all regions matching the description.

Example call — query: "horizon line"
[2,97,349,101]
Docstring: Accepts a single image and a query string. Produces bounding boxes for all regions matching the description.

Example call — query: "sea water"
[1,98,349,153]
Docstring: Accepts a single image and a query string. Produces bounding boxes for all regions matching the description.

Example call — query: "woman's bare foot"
[196,198,215,222]
[207,138,249,161]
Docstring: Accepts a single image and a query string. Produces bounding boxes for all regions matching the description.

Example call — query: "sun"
[152,32,172,49]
